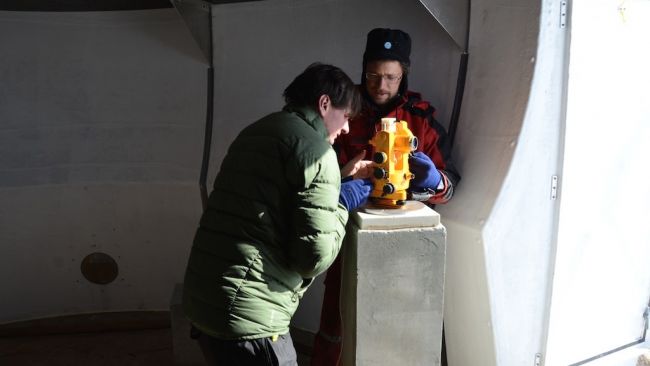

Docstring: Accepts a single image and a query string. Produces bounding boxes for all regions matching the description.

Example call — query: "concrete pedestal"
[341,202,446,366]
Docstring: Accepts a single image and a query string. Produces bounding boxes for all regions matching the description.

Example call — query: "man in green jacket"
[182,63,372,365]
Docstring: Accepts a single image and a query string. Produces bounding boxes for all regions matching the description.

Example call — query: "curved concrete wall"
[437,0,567,364]
[0,9,206,322]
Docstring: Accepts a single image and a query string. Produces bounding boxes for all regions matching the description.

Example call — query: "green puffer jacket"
[182,105,349,340]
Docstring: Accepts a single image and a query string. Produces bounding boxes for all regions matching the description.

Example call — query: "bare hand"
[341,151,374,180]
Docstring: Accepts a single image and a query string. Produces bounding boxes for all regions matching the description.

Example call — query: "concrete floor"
[0,328,311,366]
[2,325,646,366]
[0,328,173,366]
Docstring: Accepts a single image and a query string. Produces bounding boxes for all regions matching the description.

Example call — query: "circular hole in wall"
[80,252,118,285]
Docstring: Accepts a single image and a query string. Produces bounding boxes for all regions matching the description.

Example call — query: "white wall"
[437,0,567,364]
[205,0,460,185]
[0,9,206,322]
[438,0,650,364]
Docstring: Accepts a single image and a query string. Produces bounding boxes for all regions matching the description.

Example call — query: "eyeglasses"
[365,72,403,85]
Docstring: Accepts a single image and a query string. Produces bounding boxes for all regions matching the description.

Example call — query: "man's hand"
[339,179,373,211]
[341,150,373,179]
[409,152,442,191]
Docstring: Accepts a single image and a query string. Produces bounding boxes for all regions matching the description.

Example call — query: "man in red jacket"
[311,28,460,365]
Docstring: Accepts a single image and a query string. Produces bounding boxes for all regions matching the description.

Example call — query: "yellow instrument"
[369,118,418,208]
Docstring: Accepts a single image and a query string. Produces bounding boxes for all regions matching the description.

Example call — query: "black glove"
[339,179,372,211]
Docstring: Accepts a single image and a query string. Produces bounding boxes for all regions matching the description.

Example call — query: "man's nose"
[379,76,390,88]
[341,121,350,134]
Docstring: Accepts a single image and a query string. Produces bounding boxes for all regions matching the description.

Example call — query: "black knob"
[382,183,395,195]
[373,167,387,180]
[373,152,387,164]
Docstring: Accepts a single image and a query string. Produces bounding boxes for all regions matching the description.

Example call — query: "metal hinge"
[535,353,543,366]
[560,1,568,28]
[550,175,558,200]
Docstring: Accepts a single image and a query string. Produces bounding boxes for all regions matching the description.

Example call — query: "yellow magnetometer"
[369,118,418,208]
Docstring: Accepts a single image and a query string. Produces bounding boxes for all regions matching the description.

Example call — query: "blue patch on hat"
[384,41,392,49]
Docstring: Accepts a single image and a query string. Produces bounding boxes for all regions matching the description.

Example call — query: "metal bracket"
[560,0,568,28]
[550,175,558,200]
[534,353,542,366]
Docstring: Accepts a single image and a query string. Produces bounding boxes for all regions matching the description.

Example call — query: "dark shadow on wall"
[0,0,173,11]
[0,0,263,11]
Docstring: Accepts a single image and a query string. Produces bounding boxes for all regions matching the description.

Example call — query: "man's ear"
[318,94,330,116]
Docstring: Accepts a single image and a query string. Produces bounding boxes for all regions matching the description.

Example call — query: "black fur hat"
[363,28,411,66]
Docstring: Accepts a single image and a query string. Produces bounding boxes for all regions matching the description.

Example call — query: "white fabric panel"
[546,1,650,364]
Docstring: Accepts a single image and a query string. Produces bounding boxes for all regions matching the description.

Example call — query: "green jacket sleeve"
[286,147,348,279]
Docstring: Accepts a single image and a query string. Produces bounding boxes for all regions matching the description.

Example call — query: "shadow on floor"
[0,328,312,366]
[0,328,173,366]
